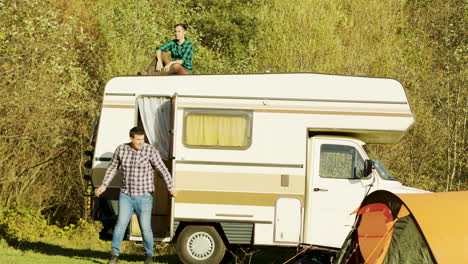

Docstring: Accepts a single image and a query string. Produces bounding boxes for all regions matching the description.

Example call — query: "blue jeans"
[111,192,154,256]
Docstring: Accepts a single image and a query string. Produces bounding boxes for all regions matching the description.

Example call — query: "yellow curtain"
[185,114,249,147]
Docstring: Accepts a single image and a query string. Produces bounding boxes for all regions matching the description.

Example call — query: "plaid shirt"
[102,143,174,196]
[155,39,194,70]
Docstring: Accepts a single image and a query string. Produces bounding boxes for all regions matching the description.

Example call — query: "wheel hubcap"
[186,231,215,260]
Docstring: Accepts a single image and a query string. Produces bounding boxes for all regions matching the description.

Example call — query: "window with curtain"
[184,109,252,149]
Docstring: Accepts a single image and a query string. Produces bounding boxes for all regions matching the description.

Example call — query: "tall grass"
[254,0,406,76]
[0,0,100,223]
[383,0,467,191]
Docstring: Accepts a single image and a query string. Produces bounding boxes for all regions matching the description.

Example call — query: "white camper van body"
[90,73,422,260]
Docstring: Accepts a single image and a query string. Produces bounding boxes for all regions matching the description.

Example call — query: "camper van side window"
[183,109,252,149]
[319,144,364,179]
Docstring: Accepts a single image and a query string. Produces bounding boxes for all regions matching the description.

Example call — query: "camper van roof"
[104,73,409,104]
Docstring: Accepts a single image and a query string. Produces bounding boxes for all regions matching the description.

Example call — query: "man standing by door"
[96,127,177,264]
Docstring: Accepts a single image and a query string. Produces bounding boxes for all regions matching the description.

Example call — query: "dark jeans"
[144,51,192,75]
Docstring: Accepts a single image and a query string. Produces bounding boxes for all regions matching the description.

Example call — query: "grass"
[0,208,296,263]
[0,235,298,264]
[0,238,180,264]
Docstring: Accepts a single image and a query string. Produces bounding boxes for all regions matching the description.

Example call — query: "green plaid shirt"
[155,39,194,70]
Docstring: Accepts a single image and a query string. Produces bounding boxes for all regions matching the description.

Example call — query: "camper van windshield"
[373,160,396,180]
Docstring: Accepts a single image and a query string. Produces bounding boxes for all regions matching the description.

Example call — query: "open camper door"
[134,95,174,241]
[303,136,373,248]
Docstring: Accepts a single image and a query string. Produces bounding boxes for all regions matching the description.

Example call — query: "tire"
[176,225,226,264]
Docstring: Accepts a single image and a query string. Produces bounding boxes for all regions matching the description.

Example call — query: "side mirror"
[362,159,374,178]
[84,150,93,157]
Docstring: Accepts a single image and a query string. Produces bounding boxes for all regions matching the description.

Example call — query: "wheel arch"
[173,220,230,246]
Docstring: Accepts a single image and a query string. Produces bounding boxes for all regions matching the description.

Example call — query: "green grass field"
[0,238,298,264]
[0,238,181,264]
[0,211,297,263]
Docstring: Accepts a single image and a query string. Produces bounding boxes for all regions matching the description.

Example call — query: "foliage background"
[0,0,466,229]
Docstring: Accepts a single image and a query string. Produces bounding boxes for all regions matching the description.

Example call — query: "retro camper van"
[86,73,425,264]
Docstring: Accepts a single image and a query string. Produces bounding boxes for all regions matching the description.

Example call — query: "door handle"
[313,188,328,192]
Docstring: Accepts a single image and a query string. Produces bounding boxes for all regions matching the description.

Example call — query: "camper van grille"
[221,222,253,244]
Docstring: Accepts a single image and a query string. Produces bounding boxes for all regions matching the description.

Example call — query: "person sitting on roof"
[139,24,194,75]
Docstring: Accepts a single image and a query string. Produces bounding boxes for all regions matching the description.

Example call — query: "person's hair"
[174,23,188,30]
[129,127,145,138]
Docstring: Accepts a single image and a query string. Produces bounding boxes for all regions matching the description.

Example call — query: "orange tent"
[334,190,468,264]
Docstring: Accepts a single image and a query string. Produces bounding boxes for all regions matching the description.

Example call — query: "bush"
[0,0,100,224]
[184,0,260,73]
[0,208,53,242]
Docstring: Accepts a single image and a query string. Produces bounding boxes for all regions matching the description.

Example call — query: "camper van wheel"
[177,225,226,264]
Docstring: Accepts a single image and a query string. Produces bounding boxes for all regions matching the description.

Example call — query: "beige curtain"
[185,114,249,147]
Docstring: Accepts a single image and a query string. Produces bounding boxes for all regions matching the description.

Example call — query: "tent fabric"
[357,203,394,264]
[360,191,404,219]
[382,215,435,264]
[396,204,409,218]
[335,227,363,264]
[334,190,468,264]
[396,191,468,264]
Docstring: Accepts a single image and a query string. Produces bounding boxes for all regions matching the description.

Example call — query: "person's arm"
[149,146,177,197]
[155,50,163,72]
[95,146,121,196]
[154,41,173,72]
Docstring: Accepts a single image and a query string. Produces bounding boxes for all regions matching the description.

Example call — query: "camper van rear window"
[183,109,252,149]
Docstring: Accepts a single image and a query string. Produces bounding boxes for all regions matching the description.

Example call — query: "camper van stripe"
[102,104,135,109]
[175,171,305,193]
[255,109,412,117]
[176,104,412,117]
[176,160,303,168]
[178,95,408,105]
[177,102,410,112]
[91,168,306,193]
[175,190,304,206]
[105,93,136,96]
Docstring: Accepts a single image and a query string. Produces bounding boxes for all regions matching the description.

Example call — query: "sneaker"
[144,254,153,264]
[108,253,118,264]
